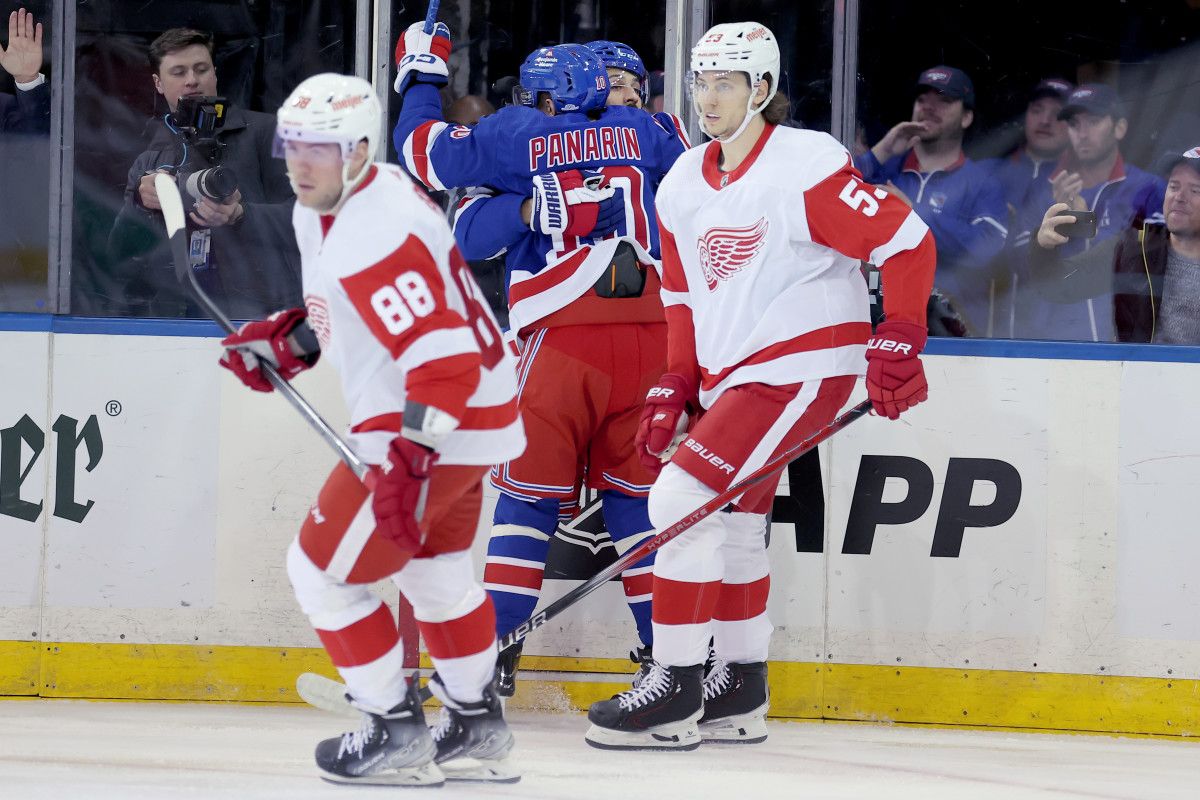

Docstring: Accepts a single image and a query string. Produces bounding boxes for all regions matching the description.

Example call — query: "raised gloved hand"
[372,436,436,552]
[635,373,694,472]
[394,21,451,93]
[219,308,318,393]
[530,170,622,239]
[865,320,928,420]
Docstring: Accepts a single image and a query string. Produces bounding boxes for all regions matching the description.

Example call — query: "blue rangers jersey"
[395,84,687,334]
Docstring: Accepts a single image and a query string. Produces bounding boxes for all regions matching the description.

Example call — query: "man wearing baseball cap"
[989,78,1073,210]
[1015,83,1165,341]
[857,65,1008,336]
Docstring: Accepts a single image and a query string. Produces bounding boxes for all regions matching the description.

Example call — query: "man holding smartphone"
[1037,147,1200,343]
[1015,84,1164,341]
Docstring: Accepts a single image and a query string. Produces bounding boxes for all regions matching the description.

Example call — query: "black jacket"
[108,105,301,318]
[0,81,50,134]
[1113,222,1169,343]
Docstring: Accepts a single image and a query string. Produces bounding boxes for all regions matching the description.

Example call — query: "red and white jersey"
[293,164,525,466]
[655,124,935,408]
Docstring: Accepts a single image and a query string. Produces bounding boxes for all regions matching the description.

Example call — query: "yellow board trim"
[0,641,39,696]
[5,641,1200,738]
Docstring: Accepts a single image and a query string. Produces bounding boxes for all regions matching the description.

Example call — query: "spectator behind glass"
[1037,148,1200,344]
[648,69,665,113]
[982,78,1072,337]
[1016,84,1165,341]
[0,7,48,134]
[107,28,300,319]
[987,78,1073,212]
[855,66,1008,336]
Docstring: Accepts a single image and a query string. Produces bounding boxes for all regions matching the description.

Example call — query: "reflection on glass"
[858,0,1200,343]
[70,1,356,319]
[0,4,50,312]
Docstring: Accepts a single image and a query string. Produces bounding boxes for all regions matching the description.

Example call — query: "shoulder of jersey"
[660,140,709,186]
[769,126,852,182]
[482,104,548,131]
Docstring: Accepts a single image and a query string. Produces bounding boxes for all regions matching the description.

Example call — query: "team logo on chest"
[696,217,769,290]
[304,294,332,348]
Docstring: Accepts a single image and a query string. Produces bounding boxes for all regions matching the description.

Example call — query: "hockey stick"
[297,396,874,714]
[154,174,368,480]
[423,0,440,33]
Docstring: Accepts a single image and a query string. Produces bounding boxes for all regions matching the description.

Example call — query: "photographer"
[108,28,299,318]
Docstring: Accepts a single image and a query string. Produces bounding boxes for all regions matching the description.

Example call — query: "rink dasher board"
[2,323,1200,736]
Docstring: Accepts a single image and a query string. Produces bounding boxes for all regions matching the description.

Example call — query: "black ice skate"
[314,676,442,786]
[698,659,769,744]
[585,661,704,751]
[428,672,520,783]
[630,645,654,687]
[495,642,522,698]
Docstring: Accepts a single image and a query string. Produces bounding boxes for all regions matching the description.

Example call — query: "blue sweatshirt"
[855,148,1008,334]
[1011,154,1165,341]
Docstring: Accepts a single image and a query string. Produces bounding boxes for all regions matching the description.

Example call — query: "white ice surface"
[1,699,1197,800]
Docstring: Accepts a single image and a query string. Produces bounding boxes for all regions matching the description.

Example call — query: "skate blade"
[699,703,769,744]
[440,755,521,783]
[318,761,446,787]
[584,721,701,751]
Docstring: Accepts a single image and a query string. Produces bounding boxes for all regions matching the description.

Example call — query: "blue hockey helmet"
[516,44,610,114]
[586,40,648,104]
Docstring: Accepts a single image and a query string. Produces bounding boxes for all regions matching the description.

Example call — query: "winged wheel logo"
[696,217,769,290]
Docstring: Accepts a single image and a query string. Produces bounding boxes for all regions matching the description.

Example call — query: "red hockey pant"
[648,377,856,668]
[287,461,496,708]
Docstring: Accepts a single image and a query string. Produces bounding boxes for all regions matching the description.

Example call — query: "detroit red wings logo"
[304,294,332,348]
[696,217,769,290]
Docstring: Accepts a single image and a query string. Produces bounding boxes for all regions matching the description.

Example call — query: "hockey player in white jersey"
[219,74,525,785]
[585,23,937,750]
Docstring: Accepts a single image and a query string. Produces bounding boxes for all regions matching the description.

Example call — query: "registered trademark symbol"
[105,400,122,417]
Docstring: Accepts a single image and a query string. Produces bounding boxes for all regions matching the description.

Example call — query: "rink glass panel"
[0,0,51,313]
[857,0,1200,342]
[65,0,358,318]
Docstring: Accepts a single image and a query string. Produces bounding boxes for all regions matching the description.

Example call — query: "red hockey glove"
[865,320,929,420]
[219,308,317,393]
[635,373,694,473]
[530,170,619,238]
[372,436,437,552]
[393,21,451,93]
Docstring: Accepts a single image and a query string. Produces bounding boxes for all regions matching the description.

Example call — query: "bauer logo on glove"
[864,320,928,420]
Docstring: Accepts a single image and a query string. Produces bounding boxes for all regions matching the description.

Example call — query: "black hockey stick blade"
[154,174,368,479]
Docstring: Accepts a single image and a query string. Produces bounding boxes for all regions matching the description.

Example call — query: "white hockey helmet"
[689,22,781,142]
[276,73,380,206]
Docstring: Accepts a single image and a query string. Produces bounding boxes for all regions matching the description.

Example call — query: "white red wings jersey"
[293,164,525,466]
[655,125,933,409]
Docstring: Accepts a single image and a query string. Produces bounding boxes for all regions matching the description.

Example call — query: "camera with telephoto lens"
[184,166,239,204]
[169,96,239,204]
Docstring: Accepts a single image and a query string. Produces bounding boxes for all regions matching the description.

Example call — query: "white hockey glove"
[393,21,451,93]
[529,170,618,238]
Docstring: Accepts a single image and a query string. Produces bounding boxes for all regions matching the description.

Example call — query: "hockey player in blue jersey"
[393,27,686,696]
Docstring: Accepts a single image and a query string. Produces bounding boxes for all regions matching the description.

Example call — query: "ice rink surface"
[1,699,1198,800]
